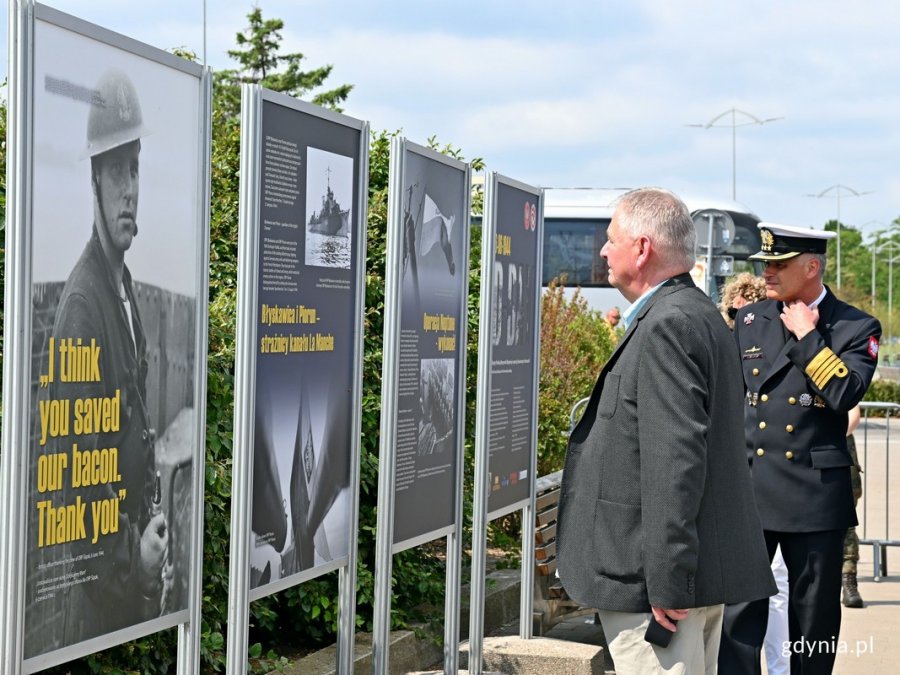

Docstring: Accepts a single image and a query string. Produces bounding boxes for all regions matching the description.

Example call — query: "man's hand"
[139,512,169,596]
[781,300,819,340]
[651,606,689,632]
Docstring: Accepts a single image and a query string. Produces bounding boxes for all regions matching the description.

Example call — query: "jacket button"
[759,421,766,429]
[785,451,794,460]
[752,368,760,376]
[760,394,769,402]
[788,397,797,405]
[757,448,765,457]
[786,425,794,433]
[142,429,148,440]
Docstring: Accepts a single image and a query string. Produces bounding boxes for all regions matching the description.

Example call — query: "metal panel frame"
[226,85,369,674]
[225,83,262,675]
[469,173,544,673]
[1,3,210,672]
[34,3,204,78]
[1,2,35,672]
[178,64,213,675]
[372,138,471,674]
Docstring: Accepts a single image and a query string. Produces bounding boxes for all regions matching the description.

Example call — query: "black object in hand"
[644,615,677,647]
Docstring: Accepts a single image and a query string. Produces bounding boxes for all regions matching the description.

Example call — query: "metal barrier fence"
[569,397,589,434]
[859,402,900,581]
[566,398,900,581]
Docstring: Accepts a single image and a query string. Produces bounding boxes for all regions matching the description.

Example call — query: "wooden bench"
[532,470,598,636]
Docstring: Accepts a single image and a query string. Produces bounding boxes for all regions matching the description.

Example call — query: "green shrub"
[862,379,900,417]
[537,278,617,476]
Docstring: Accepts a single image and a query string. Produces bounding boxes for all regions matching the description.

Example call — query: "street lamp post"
[807,185,873,291]
[866,222,890,308]
[890,255,900,346]
[873,238,900,311]
[687,108,783,200]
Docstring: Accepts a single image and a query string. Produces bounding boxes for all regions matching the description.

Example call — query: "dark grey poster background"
[392,150,467,547]
[487,183,539,515]
[250,100,361,592]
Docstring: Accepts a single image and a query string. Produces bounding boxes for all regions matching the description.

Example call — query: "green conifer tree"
[216,7,353,119]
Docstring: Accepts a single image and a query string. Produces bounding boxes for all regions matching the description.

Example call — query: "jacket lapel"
[603,274,693,368]
[572,276,690,440]
[761,302,793,383]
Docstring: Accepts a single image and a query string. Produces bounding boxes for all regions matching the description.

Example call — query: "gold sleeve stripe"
[806,348,837,380]
[810,352,841,381]
[812,354,840,377]
[811,355,842,382]
[807,347,849,388]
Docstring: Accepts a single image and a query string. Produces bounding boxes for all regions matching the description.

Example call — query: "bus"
[541,187,764,312]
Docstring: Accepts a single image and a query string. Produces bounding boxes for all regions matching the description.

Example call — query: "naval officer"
[719,222,881,674]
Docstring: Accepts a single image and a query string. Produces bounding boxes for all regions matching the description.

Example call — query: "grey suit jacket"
[557,274,775,612]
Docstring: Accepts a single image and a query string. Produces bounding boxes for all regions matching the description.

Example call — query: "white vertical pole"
[371,136,406,675]
[336,121,370,675]
[0,2,33,673]
[177,65,213,675]
[468,173,498,674]
[519,189,544,640]
[225,84,262,675]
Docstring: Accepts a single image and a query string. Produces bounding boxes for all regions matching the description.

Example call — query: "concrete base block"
[459,635,607,674]
[285,629,443,675]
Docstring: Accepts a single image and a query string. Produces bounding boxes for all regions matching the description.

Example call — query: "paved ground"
[830,416,900,674]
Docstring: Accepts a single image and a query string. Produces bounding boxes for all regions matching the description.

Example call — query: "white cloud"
[2,0,899,227]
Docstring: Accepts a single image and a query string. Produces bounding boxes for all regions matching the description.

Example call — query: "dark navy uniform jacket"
[734,288,880,533]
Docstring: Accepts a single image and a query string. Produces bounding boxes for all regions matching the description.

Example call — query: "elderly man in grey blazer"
[557,187,775,674]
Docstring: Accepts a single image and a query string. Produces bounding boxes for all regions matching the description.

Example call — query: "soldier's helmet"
[85,69,146,158]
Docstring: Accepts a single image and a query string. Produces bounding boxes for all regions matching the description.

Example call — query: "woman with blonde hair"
[719,272,767,329]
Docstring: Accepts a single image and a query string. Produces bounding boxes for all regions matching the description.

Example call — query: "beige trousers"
[597,604,725,675]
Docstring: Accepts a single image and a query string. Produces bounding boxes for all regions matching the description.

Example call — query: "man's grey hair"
[814,253,827,278]
[613,187,696,270]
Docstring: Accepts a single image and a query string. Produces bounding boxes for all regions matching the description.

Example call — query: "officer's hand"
[139,512,169,596]
[781,300,818,340]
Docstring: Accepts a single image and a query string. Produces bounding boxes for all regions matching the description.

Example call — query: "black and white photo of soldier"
[417,358,455,456]
[305,147,353,269]
[25,21,203,659]
[45,70,170,643]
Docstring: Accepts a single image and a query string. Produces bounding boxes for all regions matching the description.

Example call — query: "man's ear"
[635,235,652,269]
[807,256,821,279]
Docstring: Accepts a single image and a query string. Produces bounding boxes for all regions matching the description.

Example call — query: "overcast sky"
[5,0,899,235]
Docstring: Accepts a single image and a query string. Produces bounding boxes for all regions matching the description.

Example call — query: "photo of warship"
[308,166,350,236]
[305,147,354,269]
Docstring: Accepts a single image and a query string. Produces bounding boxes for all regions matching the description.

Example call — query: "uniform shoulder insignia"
[869,336,880,359]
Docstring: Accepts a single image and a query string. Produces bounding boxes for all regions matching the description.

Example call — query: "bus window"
[542,218,612,287]
[728,211,763,259]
